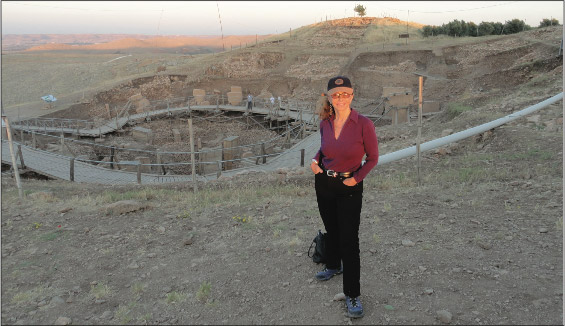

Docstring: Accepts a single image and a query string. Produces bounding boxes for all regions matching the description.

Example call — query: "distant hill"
[1,34,272,53]
[1,17,424,53]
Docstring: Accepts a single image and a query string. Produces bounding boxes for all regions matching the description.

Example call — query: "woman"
[310,76,379,318]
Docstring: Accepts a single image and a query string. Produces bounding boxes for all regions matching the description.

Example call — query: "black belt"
[323,169,353,178]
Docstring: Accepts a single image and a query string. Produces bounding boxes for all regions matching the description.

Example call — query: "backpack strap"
[307,240,316,258]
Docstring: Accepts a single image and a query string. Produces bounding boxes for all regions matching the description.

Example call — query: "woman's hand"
[343,177,357,186]
[311,161,323,174]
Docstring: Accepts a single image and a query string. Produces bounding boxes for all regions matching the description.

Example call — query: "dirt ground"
[1,19,563,325]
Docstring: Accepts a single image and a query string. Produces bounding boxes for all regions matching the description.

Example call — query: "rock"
[102,200,149,215]
[54,317,72,325]
[434,147,451,156]
[157,226,166,233]
[441,129,454,137]
[539,228,548,233]
[436,310,452,323]
[184,234,194,245]
[424,288,434,295]
[526,115,540,124]
[50,296,65,305]
[477,241,492,250]
[59,207,72,213]
[402,239,415,247]
[101,311,113,319]
[333,292,346,301]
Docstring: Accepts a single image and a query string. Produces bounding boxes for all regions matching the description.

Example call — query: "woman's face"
[330,92,354,111]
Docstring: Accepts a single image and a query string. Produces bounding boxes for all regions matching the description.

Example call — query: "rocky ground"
[1,103,563,324]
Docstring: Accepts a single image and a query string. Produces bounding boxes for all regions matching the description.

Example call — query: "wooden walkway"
[11,104,319,137]
[3,101,326,184]
[1,131,321,184]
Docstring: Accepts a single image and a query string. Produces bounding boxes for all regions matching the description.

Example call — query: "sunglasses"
[331,92,352,99]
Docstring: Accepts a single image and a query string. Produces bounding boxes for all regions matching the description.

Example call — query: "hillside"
[1,17,563,325]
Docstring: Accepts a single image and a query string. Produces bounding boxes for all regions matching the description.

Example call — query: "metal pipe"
[378,92,563,166]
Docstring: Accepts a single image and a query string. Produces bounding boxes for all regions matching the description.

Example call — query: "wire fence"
[8,112,313,178]
[3,94,324,183]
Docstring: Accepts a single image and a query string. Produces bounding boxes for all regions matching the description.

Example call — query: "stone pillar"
[222,136,239,170]
[132,126,153,144]
[172,129,182,142]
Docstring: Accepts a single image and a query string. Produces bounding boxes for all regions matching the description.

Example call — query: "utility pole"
[216,2,225,51]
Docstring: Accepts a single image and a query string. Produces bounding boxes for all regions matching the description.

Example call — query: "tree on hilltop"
[539,18,560,27]
[354,4,366,17]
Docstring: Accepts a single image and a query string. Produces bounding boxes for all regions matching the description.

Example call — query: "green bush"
[446,102,473,119]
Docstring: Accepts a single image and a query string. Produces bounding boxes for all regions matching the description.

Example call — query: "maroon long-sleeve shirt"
[313,109,379,182]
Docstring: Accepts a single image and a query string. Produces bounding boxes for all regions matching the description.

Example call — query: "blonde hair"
[316,94,334,120]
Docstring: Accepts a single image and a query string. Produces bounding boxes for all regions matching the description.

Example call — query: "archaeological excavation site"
[1,17,563,326]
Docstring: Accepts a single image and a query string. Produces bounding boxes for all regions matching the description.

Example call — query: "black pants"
[315,172,363,298]
[247,101,252,110]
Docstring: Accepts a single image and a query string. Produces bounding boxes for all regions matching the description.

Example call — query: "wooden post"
[300,148,305,167]
[70,158,75,182]
[110,146,115,169]
[115,107,120,130]
[417,76,423,187]
[137,163,142,184]
[105,103,111,119]
[2,115,23,198]
[300,107,304,139]
[286,124,290,148]
[32,132,36,148]
[17,145,25,169]
[220,142,225,171]
[188,119,197,191]
[60,132,65,152]
[217,160,222,178]
[261,143,266,164]
[156,152,162,175]
[20,129,24,143]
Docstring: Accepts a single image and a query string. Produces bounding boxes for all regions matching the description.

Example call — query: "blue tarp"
[41,95,57,102]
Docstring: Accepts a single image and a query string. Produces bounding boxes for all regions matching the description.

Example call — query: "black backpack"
[307,230,327,264]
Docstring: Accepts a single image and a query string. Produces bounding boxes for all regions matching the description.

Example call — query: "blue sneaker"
[315,266,343,281]
[345,296,364,318]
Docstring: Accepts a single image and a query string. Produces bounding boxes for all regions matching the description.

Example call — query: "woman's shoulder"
[353,110,373,126]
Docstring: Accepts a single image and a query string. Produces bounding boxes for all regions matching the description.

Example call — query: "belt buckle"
[326,170,337,177]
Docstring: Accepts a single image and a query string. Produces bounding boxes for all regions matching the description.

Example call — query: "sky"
[1,1,563,35]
